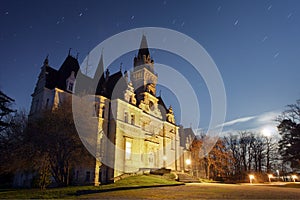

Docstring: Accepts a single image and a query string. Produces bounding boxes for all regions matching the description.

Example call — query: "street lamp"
[276,169,280,180]
[249,174,255,184]
[185,159,191,174]
[185,159,191,165]
[268,174,274,183]
[291,175,298,182]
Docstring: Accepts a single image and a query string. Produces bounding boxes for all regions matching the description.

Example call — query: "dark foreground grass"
[80,183,300,199]
[0,174,182,199]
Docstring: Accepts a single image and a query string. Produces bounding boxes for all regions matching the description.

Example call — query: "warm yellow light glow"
[292,175,298,182]
[268,174,274,179]
[249,174,255,180]
[162,155,167,161]
[185,159,191,165]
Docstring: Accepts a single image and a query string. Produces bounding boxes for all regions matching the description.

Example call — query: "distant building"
[16,35,193,186]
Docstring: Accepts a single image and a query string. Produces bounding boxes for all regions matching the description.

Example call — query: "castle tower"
[131,35,161,118]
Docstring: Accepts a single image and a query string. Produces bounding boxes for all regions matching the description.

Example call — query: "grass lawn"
[80,183,300,199]
[0,174,182,199]
[262,182,300,188]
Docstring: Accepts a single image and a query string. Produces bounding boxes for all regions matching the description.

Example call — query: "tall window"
[101,106,105,118]
[149,152,154,164]
[124,112,128,123]
[125,140,132,160]
[171,137,175,150]
[95,103,100,117]
[45,98,49,109]
[85,171,90,182]
[131,114,135,125]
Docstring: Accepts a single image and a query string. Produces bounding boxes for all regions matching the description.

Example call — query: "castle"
[23,35,194,186]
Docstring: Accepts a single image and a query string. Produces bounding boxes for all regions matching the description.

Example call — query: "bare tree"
[27,102,94,187]
[277,99,300,170]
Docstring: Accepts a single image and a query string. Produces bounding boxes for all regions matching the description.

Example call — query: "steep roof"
[99,71,127,99]
[57,55,80,90]
[45,66,58,89]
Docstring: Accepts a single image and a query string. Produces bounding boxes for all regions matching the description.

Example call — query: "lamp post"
[291,175,298,182]
[249,174,255,184]
[185,159,191,174]
[268,174,274,183]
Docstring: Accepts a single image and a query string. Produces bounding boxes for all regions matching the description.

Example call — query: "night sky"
[1,0,300,135]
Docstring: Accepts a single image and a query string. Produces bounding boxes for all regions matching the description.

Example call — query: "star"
[234,19,239,26]
[287,13,293,19]
[267,5,272,11]
[5,11,9,15]
[262,36,268,42]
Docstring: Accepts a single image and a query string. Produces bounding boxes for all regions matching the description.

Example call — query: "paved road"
[80,183,300,199]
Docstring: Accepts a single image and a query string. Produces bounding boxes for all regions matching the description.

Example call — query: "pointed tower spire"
[43,54,49,66]
[94,51,104,80]
[134,34,154,68]
[138,34,150,57]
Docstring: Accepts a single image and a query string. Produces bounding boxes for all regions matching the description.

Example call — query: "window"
[124,112,128,123]
[171,137,175,150]
[149,101,154,111]
[68,82,74,92]
[125,140,132,160]
[45,98,49,109]
[95,103,100,117]
[131,114,135,125]
[85,171,90,182]
[101,106,105,118]
[149,152,154,164]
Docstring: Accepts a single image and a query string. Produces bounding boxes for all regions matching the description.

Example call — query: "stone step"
[177,173,200,183]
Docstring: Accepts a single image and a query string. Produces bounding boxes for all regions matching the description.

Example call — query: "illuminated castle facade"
[27,35,193,185]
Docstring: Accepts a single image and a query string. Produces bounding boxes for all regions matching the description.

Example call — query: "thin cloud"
[219,116,255,128]
[219,110,281,137]
[256,111,280,124]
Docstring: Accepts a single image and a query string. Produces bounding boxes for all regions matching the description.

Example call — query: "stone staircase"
[177,173,200,183]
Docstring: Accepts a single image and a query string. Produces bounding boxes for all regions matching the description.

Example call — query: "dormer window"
[66,71,76,92]
[68,82,74,91]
